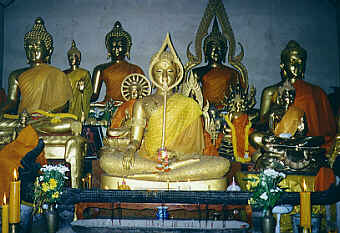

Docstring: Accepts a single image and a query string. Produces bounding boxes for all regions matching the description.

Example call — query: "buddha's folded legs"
[100,150,230,182]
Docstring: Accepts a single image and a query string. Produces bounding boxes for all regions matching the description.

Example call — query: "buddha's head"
[67,40,81,68]
[105,21,132,62]
[151,51,181,88]
[280,40,307,82]
[203,17,228,65]
[149,33,184,93]
[24,17,53,65]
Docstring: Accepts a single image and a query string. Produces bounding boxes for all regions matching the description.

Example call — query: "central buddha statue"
[100,34,230,188]
[257,40,336,150]
[0,17,72,115]
[91,21,144,106]
[191,18,244,109]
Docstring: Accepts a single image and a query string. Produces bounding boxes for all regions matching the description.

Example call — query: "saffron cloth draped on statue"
[102,61,144,102]
[293,80,336,149]
[18,64,72,113]
[202,66,241,107]
[138,94,204,161]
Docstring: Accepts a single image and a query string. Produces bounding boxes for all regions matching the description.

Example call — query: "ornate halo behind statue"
[121,73,151,101]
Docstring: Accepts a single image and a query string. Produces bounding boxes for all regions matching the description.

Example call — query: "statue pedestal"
[101,174,227,191]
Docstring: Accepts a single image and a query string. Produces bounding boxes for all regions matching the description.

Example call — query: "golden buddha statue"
[258,40,336,151]
[91,21,144,106]
[106,73,151,144]
[191,18,244,109]
[63,40,93,122]
[99,34,230,190]
[250,80,327,172]
[0,17,72,115]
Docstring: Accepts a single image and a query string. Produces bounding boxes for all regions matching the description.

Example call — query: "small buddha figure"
[91,21,144,106]
[100,34,230,183]
[63,40,93,122]
[191,18,244,109]
[0,17,72,115]
[218,83,256,163]
[258,40,336,150]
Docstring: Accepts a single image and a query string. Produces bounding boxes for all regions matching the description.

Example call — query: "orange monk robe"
[110,99,136,128]
[293,80,336,150]
[202,66,241,108]
[18,64,72,113]
[101,61,144,102]
[0,125,46,197]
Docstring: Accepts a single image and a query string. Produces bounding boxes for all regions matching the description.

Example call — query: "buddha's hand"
[122,143,137,170]
[77,79,85,93]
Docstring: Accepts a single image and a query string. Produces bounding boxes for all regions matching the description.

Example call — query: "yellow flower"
[42,182,49,192]
[52,192,59,199]
[49,178,57,190]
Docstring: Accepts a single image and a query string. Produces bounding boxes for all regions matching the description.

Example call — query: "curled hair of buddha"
[203,17,228,62]
[105,21,132,59]
[24,17,53,53]
[67,40,81,59]
[281,40,307,64]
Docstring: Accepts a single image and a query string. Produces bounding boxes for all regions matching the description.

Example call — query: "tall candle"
[300,179,311,229]
[2,193,9,233]
[9,168,20,223]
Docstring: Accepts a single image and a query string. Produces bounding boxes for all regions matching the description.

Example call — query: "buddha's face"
[282,51,305,80]
[68,53,80,67]
[25,40,48,64]
[109,37,127,60]
[152,59,178,88]
[205,41,226,64]
[129,85,140,99]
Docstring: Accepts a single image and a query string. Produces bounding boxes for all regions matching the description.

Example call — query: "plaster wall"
[2,0,339,105]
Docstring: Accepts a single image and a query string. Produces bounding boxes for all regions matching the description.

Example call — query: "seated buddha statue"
[105,73,151,146]
[257,40,336,151]
[0,17,72,115]
[99,34,230,188]
[91,21,144,107]
[250,80,327,172]
[191,18,244,109]
[63,40,93,122]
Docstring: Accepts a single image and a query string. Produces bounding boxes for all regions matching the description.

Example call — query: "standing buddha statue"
[63,40,93,122]
[91,21,144,106]
[258,40,336,151]
[0,17,72,115]
[191,18,244,109]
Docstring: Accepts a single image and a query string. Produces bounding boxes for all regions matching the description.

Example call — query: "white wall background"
[2,0,339,105]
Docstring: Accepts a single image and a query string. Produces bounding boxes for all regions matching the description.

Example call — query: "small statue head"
[280,40,307,81]
[224,82,254,114]
[203,17,228,64]
[277,80,296,110]
[105,21,132,61]
[24,17,53,65]
[67,40,81,67]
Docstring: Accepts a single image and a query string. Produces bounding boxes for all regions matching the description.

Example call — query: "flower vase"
[44,204,59,233]
[262,209,275,233]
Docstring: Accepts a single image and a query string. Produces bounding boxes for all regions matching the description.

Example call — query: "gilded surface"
[99,34,230,184]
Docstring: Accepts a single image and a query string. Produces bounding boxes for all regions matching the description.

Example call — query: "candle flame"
[13,168,18,181]
[3,193,6,205]
[302,179,307,192]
